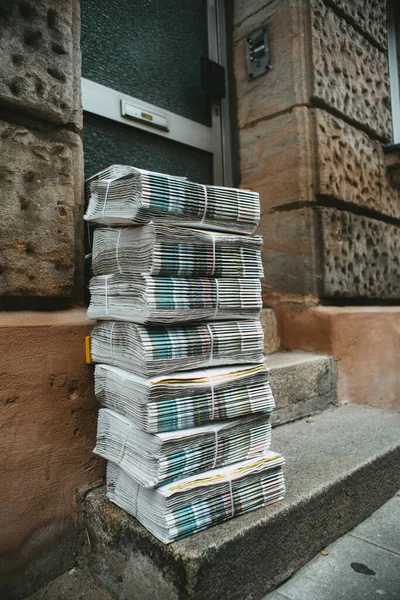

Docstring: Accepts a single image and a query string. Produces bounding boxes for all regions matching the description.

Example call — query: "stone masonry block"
[260,207,400,300]
[318,208,400,299]
[0,120,84,298]
[311,0,391,141]
[324,0,387,49]
[312,110,400,220]
[260,209,320,298]
[280,305,400,409]
[260,308,280,353]
[233,0,390,140]
[241,106,399,220]
[241,106,314,209]
[0,0,81,128]
[234,0,310,129]
[0,310,104,599]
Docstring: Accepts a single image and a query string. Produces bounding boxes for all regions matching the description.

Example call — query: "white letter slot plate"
[121,100,170,131]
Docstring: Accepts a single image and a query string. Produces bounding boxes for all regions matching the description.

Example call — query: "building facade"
[0,0,399,597]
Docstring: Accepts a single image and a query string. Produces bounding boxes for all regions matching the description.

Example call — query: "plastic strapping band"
[102,180,112,218]
[203,370,216,420]
[116,229,123,274]
[104,275,111,317]
[213,279,219,318]
[200,185,208,224]
[228,478,235,517]
[212,429,219,469]
[210,235,216,276]
[205,323,214,365]
[133,481,140,517]
[119,376,126,405]
[110,321,116,363]
[117,420,131,463]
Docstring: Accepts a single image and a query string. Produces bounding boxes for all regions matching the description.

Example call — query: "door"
[80,0,232,186]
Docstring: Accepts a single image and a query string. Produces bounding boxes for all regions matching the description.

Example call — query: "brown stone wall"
[0,311,103,599]
[279,305,400,409]
[234,0,400,300]
[0,2,101,598]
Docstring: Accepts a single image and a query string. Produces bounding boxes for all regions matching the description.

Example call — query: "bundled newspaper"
[87,274,262,323]
[84,165,260,234]
[94,364,275,433]
[107,452,285,543]
[90,320,265,377]
[91,224,264,278]
[95,408,272,487]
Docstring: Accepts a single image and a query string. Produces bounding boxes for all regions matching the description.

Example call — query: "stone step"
[267,351,337,425]
[261,308,280,354]
[81,404,400,600]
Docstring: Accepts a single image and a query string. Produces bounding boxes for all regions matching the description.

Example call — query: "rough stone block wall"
[0,0,82,128]
[0,2,102,598]
[0,0,83,302]
[234,0,400,300]
[0,121,83,297]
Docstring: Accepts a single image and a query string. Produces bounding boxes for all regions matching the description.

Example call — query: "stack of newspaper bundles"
[85,165,285,544]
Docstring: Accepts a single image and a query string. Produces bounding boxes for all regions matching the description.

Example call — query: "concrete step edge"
[81,404,400,600]
[266,351,338,426]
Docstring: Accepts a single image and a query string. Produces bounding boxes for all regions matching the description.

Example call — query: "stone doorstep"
[81,404,400,600]
[267,351,337,425]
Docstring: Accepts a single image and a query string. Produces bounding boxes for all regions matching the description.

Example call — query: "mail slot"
[121,100,169,131]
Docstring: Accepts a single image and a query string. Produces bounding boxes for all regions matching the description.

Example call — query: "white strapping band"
[212,429,219,469]
[200,184,208,224]
[133,481,140,516]
[202,369,216,420]
[102,180,112,218]
[228,478,235,517]
[116,229,123,274]
[109,320,116,362]
[210,235,216,276]
[213,279,219,318]
[205,323,214,365]
[117,420,132,464]
[119,376,126,405]
[104,275,111,317]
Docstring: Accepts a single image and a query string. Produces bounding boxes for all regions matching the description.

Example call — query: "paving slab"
[24,567,112,600]
[265,534,400,600]
[350,495,400,555]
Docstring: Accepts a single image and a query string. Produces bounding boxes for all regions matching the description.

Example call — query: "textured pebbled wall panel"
[318,208,400,299]
[311,0,391,141]
[312,110,400,220]
[0,0,81,129]
[323,0,387,49]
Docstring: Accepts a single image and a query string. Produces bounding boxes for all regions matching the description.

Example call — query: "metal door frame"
[81,0,233,185]
[388,0,400,143]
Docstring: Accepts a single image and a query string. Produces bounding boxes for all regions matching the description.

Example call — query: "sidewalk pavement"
[264,490,400,600]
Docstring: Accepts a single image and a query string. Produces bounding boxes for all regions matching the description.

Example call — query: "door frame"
[80,0,233,186]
